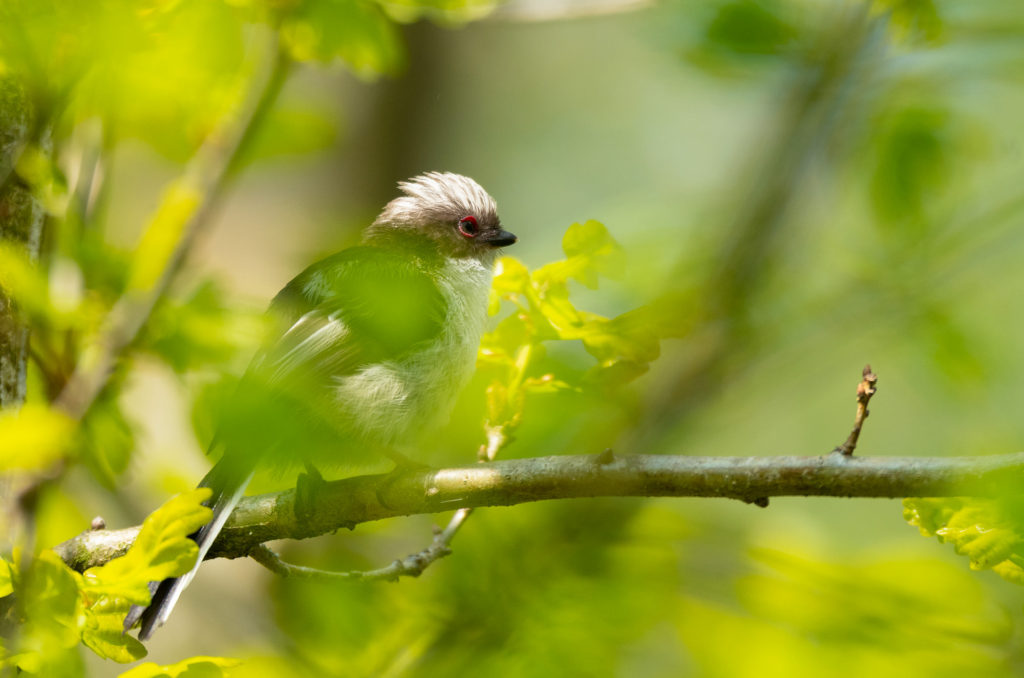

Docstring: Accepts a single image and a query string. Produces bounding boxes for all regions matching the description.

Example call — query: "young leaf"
[280,0,404,77]
[81,596,147,663]
[561,220,625,283]
[74,490,212,661]
[118,655,242,678]
[6,551,84,675]
[0,556,13,598]
[127,181,202,293]
[147,281,265,374]
[491,256,531,296]
[904,497,1024,585]
[533,221,624,291]
[0,404,75,472]
[77,396,135,489]
[0,242,76,330]
[874,0,943,45]
[81,488,213,604]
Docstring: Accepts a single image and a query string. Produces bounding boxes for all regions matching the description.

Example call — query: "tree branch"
[0,75,43,408]
[55,451,1024,572]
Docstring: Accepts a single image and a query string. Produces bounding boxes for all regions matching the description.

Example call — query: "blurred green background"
[4,0,1024,676]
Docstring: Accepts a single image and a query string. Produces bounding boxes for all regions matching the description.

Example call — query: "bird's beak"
[479,229,517,247]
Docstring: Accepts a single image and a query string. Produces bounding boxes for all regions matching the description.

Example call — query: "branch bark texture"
[55,452,1024,572]
[0,76,43,408]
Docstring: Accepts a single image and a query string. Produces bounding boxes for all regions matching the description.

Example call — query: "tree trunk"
[0,76,43,408]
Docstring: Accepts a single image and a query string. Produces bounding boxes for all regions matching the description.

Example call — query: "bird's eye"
[458,215,479,238]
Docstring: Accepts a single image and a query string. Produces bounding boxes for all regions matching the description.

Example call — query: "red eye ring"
[458,215,479,237]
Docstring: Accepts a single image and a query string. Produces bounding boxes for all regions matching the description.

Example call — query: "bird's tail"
[123,462,253,640]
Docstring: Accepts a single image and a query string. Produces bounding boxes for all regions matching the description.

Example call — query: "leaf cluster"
[1,490,225,673]
[480,221,661,436]
[904,496,1024,586]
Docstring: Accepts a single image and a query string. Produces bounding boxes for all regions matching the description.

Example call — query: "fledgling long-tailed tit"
[126,172,516,639]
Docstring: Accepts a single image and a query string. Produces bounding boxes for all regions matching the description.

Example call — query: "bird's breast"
[331,257,493,447]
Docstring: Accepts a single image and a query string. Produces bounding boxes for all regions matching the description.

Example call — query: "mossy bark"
[0,76,43,408]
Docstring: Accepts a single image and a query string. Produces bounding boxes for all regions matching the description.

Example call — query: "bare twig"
[249,507,471,582]
[55,450,1024,572]
[835,364,879,456]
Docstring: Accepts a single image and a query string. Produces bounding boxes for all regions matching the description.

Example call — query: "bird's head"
[366,172,517,261]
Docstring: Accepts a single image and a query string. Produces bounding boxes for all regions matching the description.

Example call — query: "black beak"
[479,229,517,247]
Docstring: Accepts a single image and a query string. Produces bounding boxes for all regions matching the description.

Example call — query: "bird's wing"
[131,247,449,636]
[262,245,447,387]
[202,245,449,467]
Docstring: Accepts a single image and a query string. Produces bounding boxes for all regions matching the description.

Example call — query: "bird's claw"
[295,462,327,522]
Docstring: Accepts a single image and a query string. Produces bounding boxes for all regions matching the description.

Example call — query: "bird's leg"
[295,461,327,523]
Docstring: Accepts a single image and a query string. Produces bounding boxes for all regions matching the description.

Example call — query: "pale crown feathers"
[366,172,513,261]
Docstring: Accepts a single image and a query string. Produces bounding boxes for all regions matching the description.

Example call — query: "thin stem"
[249,507,471,582]
[836,365,879,456]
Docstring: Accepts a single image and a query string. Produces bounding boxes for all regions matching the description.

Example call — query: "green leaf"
[234,105,338,168]
[0,404,75,472]
[578,310,661,366]
[118,655,242,678]
[534,220,624,290]
[148,281,266,373]
[562,220,623,270]
[190,376,236,452]
[703,0,799,58]
[1,1,248,162]
[81,488,212,605]
[485,381,509,424]
[479,312,532,365]
[874,0,943,45]
[491,256,531,296]
[378,0,498,25]
[904,497,1024,585]
[522,374,574,394]
[528,279,583,338]
[77,396,135,489]
[9,551,84,675]
[77,490,212,660]
[81,596,147,663]
[0,242,72,330]
[584,359,651,389]
[869,105,952,227]
[127,180,202,293]
[684,0,802,77]
[281,0,405,77]
[15,143,68,216]
[0,556,12,598]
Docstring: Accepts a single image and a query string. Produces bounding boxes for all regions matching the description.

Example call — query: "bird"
[125,171,517,640]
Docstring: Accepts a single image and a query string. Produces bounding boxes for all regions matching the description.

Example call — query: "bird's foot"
[295,462,328,522]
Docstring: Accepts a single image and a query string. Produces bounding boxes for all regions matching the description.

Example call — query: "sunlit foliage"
[1,0,1024,676]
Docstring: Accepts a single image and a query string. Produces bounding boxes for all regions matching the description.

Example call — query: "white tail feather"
[136,471,254,640]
